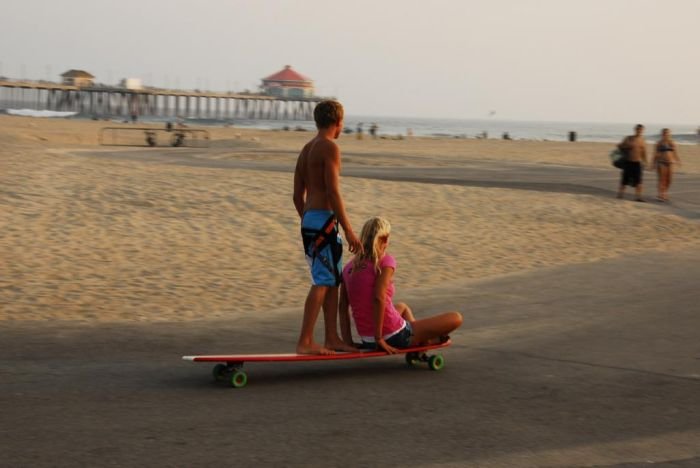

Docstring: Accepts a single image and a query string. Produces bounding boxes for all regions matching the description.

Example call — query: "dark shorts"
[621,161,642,187]
[362,322,414,349]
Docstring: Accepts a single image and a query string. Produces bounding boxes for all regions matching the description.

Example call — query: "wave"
[674,133,699,143]
[5,109,78,118]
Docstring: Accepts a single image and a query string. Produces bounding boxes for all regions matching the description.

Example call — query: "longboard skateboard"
[183,338,451,388]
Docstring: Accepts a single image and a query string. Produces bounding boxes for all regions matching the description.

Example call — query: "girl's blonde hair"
[351,216,391,274]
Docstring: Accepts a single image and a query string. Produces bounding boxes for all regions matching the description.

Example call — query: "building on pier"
[261,65,314,99]
[60,70,95,87]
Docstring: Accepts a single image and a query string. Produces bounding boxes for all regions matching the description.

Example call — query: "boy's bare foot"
[296,343,335,355]
[325,340,358,352]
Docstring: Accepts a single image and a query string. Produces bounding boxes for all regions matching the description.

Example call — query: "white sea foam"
[6,109,78,118]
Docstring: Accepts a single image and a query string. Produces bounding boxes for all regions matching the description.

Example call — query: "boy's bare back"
[294,136,340,214]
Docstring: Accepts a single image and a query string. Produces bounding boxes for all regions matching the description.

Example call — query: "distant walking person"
[369,123,378,139]
[652,128,681,202]
[617,124,648,202]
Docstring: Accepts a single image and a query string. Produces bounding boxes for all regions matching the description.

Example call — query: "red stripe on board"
[183,339,451,363]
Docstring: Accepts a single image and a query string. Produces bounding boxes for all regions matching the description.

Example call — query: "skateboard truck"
[405,351,445,371]
[212,362,247,388]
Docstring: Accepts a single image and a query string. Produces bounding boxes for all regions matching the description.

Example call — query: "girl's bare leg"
[409,312,463,346]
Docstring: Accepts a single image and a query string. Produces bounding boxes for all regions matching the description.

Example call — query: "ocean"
[233,115,699,144]
[3,108,698,144]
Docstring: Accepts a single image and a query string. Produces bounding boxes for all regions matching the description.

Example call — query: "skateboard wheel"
[231,370,248,388]
[212,363,227,382]
[428,354,445,371]
[405,352,419,366]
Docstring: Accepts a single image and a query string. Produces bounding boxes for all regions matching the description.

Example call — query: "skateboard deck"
[183,338,451,388]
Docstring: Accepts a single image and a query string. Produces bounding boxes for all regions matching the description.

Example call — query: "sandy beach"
[1,115,699,323]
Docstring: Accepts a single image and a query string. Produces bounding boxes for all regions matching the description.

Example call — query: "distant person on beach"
[369,122,378,139]
[338,217,462,353]
[356,122,363,140]
[293,100,363,355]
[616,124,648,202]
[652,128,682,202]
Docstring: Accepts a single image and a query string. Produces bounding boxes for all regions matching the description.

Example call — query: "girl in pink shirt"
[339,217,463,354]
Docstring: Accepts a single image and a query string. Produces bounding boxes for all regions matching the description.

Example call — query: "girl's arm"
[373,266,398,354]
[338,283,355,346]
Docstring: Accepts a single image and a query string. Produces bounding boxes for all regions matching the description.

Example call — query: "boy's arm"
[338,283,354,346]
[324,143,362,253]
[292,154,306,218]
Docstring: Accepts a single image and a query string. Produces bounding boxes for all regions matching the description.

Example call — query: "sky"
[1,0,698,124]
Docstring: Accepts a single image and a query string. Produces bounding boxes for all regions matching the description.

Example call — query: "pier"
[0,79,322,121]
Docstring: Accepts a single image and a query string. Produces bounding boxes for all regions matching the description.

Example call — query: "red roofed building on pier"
[261,65,314,99]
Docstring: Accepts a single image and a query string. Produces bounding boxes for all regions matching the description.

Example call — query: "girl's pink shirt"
[342,254,404,339]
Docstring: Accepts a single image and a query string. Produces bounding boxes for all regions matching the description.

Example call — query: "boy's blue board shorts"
[301,210,343,287]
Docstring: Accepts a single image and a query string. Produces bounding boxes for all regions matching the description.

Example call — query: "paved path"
[2,250,699,467]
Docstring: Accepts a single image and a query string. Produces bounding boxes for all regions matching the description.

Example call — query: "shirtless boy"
[293,100,362,355]
[617,124,648,201]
